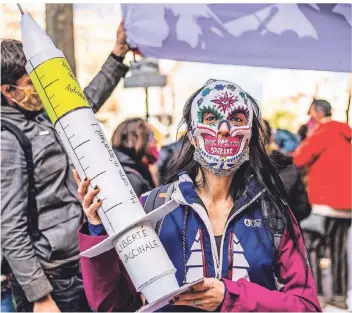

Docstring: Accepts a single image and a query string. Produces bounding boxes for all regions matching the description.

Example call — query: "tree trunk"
[45,4,76,75]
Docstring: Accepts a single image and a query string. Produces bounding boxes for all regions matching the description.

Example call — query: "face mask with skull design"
[190,79,254,176]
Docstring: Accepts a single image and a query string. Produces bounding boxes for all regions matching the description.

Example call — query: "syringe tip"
[17,3,24,15]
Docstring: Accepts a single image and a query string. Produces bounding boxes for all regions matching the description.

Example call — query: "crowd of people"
[1,20,351,313]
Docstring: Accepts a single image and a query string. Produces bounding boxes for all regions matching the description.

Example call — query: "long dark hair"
[167,86,290,214]
[1,39,27,106]
[166,85,309,283]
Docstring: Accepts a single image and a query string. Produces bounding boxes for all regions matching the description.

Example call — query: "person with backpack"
[110,118,158,197]
[1,21,130,312]
[261,119,311,222]
[74,80,321,312]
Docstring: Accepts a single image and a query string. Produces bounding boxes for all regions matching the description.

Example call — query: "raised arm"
[74,171,141,311]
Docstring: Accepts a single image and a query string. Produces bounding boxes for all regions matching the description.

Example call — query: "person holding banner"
[76,80,321,312]
[1,21,130,312]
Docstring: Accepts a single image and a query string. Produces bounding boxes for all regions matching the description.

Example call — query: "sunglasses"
[7,84,38,96]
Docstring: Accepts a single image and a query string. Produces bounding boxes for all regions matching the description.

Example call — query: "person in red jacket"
[293,99,352,309]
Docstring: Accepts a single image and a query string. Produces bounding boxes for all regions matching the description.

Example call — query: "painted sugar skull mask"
[190,80,254,176]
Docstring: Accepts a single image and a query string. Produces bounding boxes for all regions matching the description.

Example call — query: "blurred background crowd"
[1,3,351,313]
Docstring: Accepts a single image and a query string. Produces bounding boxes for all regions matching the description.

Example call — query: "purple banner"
[121,4,351,72]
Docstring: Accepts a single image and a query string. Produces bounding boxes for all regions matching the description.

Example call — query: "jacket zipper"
[190,202,221,278]
[189,190,264,279]
[218,190,265,279]
[157,217,164,236]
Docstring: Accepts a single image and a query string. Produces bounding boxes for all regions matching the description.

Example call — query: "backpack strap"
[1,119,39,241]
[144,183,172,233]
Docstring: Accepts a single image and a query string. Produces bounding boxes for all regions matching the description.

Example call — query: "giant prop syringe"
[18,5,202,311]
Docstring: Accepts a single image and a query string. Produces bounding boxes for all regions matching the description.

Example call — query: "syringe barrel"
[25,50,147,234]
[113,222,179,303]
[25,48,179,304]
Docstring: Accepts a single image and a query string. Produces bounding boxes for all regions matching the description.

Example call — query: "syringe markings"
[91,123,98,126]
[43,79,59,90]
[83,166,89,171]
[49,95,55,100]
[30,62,116,234]
[73,139,90,151]
[39,75,45,80]
[68,134,75,141]
[78,155,85,161]
[53,104,60,110]
[104,202,122,213]
[90,170,107,182]
[63,124,70,130]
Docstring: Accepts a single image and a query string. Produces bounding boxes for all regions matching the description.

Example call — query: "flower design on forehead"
[211,91,238,114]
[195,83,245,107]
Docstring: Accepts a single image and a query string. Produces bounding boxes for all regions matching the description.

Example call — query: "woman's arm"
[73,171,141,311]
[220,222,322,312]
[79,222,140,312]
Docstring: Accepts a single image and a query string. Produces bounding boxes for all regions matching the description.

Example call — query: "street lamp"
[124,58,167,121]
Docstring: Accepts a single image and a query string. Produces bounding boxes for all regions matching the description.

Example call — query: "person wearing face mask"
[1,20,131,313]
[110,118,158,198]
[74,80,321,312]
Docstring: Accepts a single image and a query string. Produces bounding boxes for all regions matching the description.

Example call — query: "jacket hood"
[113,148,137,167]
[170,172,265,212]
[320,120,352,141]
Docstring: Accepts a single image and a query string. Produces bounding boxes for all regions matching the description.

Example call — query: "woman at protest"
[74,80,321,312]
[111,118,158,197]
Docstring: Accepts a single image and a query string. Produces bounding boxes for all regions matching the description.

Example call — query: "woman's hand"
[72,169,102,225]
[172,278,225,311]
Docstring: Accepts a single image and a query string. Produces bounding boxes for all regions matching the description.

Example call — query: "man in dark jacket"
[113,148,155,197]
[262,120,311,222]
[1,21,130,312]
[157,136,183,185]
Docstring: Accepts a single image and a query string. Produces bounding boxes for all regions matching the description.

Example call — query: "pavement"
[323,304,348,312]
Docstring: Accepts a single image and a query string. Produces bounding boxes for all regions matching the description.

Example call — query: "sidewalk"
[323,304,348,312]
